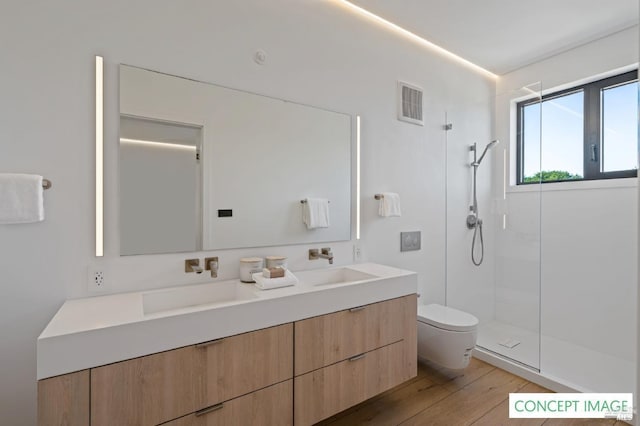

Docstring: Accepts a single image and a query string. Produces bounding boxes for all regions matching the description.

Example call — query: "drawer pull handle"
[349,353,366,362]
[349,306,365,312]
[196,403,224,417]
[196,338,225,349]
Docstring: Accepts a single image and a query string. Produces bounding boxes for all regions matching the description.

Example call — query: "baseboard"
[474,347,582,393]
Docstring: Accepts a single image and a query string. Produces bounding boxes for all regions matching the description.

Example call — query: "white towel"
[0,173,45,224]
[378,192,401,217]
[302,198,330,229]
[253,270,299,290]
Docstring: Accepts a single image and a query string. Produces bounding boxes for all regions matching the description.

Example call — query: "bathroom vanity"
[37,263,417,426]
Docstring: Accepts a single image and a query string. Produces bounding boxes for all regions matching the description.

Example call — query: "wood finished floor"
[316,358,625,426]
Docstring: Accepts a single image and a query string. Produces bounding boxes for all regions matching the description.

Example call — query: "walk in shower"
[445,76,638,395]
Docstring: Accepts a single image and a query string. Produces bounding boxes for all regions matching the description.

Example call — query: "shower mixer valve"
[466,213,479,229]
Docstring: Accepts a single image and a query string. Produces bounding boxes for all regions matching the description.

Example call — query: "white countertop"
[37,263,417,379]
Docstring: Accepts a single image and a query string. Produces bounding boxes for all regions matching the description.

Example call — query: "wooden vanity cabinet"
[38,294,417,426]
[91,323,292,426]
[293,295,417,426]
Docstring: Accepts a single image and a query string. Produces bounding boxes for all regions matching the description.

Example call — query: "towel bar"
[42,179,52,190]
[374,194,383,200]
[300,199,330,204]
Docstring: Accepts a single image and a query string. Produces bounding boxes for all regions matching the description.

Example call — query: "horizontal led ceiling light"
[120,138,197,150]
[334,0,498,80]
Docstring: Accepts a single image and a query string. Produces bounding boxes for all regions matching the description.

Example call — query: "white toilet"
[417,304,479,369]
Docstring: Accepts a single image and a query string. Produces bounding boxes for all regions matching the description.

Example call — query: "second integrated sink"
[143,281,258,315]
[296,267,376,287]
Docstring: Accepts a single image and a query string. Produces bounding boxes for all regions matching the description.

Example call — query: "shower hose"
[470,160,484,266]
[471,218,484,266]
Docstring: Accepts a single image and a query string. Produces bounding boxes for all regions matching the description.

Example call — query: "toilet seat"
[417,304,478,332]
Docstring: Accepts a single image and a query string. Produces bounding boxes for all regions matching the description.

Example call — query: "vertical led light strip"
[356,115,361,240]
[95,56,104,257]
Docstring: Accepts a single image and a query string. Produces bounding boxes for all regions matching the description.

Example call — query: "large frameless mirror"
[119,65,352,255]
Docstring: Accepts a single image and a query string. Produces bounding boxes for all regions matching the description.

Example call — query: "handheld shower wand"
[475,139,499,166]
[467,140,499,266]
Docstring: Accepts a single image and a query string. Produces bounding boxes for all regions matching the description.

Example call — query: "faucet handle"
[205,256,219,278]
[308,249,319,260]
[321,247,332,255]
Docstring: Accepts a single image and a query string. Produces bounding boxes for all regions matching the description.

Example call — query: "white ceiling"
[349,0,639,75]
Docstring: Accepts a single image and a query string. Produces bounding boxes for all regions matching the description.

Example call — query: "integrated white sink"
[143,281,258,315]
[296,267,376,287]
[142,267,375,315]
[38,263,417,380]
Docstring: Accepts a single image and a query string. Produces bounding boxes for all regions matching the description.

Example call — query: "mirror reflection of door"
[119,115,202,255]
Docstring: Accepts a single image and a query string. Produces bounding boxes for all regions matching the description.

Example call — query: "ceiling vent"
[397,81,424,126]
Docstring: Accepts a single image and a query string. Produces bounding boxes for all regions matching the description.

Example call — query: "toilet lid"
[417,304,479,332]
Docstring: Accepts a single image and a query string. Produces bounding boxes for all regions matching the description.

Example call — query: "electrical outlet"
[353,244,362,262]
[88,264,108,292]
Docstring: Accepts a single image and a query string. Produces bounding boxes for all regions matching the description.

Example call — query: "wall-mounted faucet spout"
[309,247,334,264]
[185,259,203,274]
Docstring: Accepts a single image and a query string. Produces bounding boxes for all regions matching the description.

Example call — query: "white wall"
[496,26,638,392]
[0,1,494,424]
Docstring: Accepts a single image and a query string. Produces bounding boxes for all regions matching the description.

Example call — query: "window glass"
[522,91,584,183]
[601,81,638,173]
[540,91,584,181]
[518,70,637,184]
[522,102,541,181]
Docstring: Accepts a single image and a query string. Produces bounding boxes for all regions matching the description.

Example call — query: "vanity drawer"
[163,380,292,426]
[194,322,293,408]
[294,294,415,375]
[90,323,292,426]
[293,340,413,426]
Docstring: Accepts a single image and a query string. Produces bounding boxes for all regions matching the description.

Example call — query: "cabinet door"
[38,370,89,426]
[91,323,293,426]
[164,380,292,426]
[294,341,411,426]
[294,295,415,375]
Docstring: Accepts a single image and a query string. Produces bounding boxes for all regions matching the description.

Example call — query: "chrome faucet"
[309,248,334,265]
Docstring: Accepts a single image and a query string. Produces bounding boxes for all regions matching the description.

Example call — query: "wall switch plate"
[400,231,421,252]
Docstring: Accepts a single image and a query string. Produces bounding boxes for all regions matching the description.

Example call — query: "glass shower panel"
[487,84,542,370]
[446,83,543,371]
